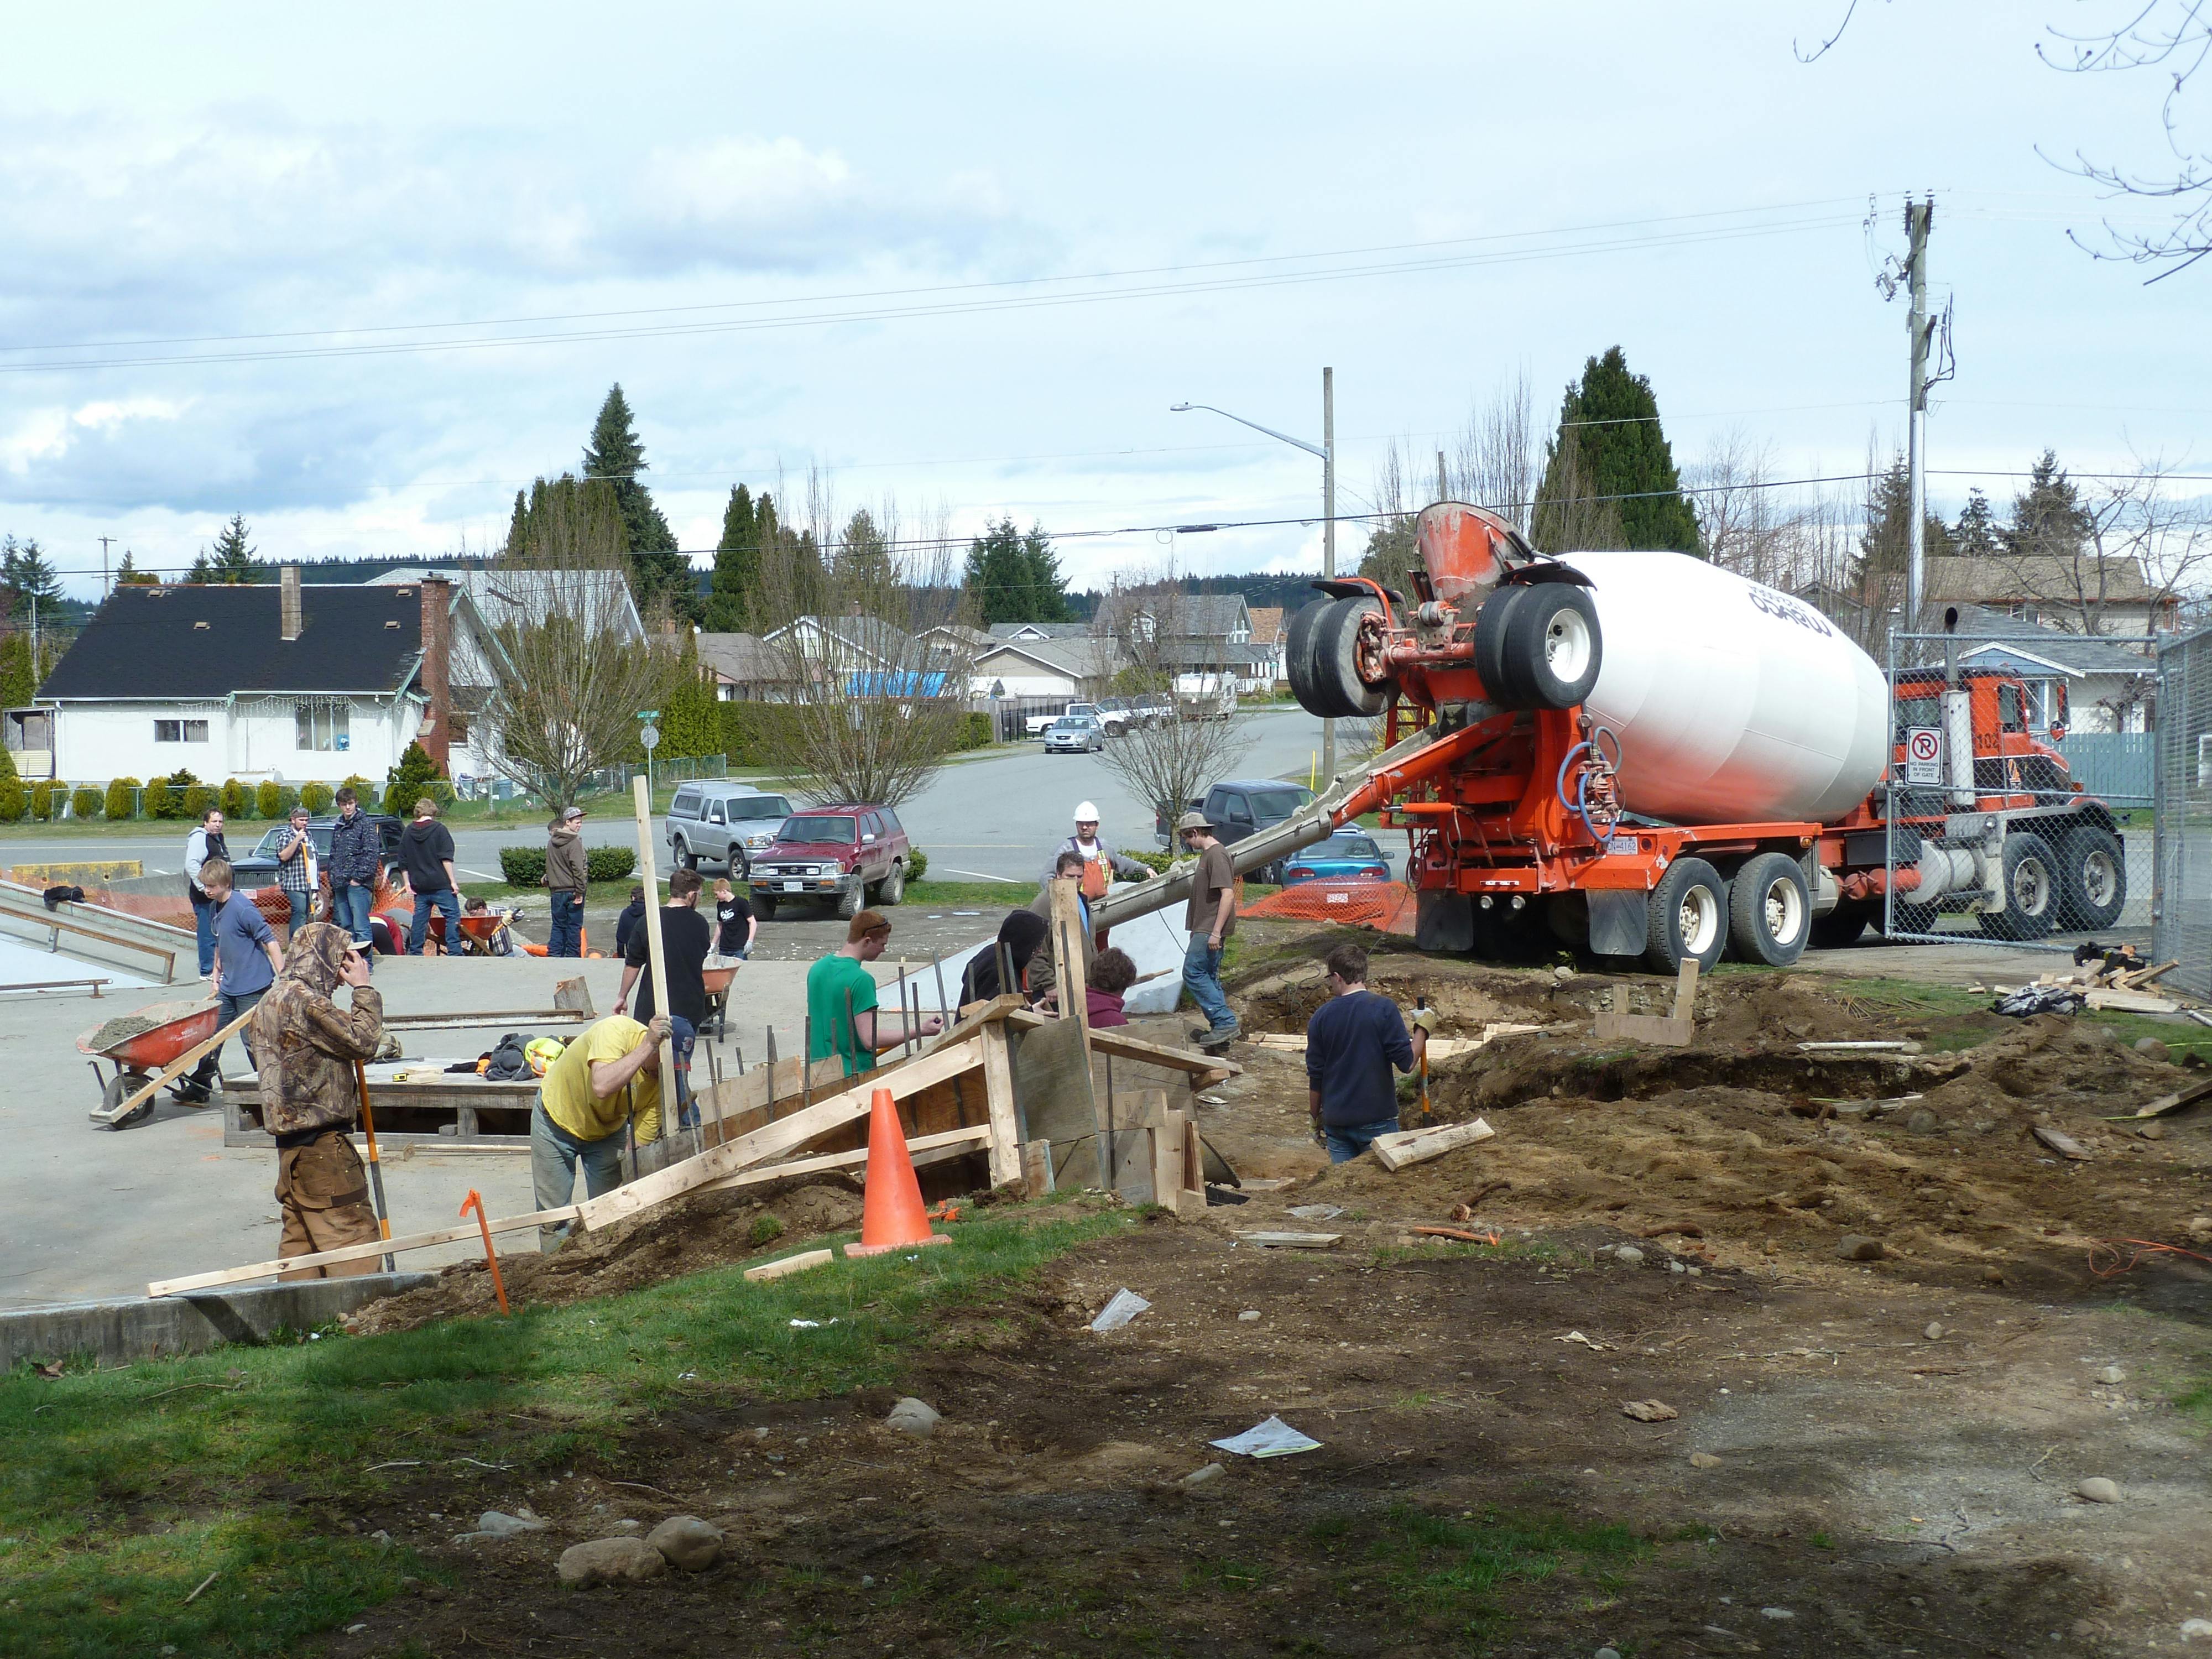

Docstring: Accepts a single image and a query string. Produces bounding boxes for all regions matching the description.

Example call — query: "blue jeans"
[333,882,376,963]
[409,886,462,954]
[548,889,584,958]
[1182,936,1234,1033]
[282,890,311,931]
[670,1016,698,1128]
[530,1101,627,1251]
[192,896,215,977]
[1324,1115,1404,1164]
[194,987,267,1084]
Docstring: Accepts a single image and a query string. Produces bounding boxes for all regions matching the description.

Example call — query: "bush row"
[0,770,452,824]
[496,845,638,886]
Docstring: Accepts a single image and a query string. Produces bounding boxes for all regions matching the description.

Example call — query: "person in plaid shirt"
[274,805,320,930]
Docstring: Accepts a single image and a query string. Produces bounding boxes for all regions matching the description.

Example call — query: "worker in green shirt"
[807,909,943,1077]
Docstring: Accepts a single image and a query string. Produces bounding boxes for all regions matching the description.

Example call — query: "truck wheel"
[1471,585,1530,705]
[752,894,778,921]
[1298,595,1388,718]
[834,885,860,922]
[1285,596,1335,716]
[1498,584,1603,710]
[1808,899,1875,949]
[671,836,696,872]
[1643,857,1729,974]
[1978,831,2060,941]
[2058,823,2126,931]
[877,862,905,905]
[1726,852,1810,966]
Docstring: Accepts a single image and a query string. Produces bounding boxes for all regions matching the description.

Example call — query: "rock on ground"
[1836,1234,1885,1261]
[2077,1477,2121,1504]
[646,1515,723,1572]
[558,1536,667,1587]
[886,1397,942,1438]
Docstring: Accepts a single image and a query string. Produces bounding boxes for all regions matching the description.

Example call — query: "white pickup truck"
[1024,700,1126,738]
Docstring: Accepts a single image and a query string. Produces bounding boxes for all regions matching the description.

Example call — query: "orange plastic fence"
[1241,879,1418,937]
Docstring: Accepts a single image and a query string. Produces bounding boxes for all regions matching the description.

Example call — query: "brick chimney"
[417,576,453,772]
[280,565,302,641]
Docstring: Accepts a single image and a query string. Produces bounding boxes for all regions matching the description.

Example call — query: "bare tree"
[1529,423,1627,552]
[1087,570,1251,832]
[473,478,681,808]
[750,497,978,808]
[1449,369,1541,531]
[1691,429,1809,587]
[2021,456,2212,635]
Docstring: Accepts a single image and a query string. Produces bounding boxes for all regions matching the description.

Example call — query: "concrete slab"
[0,1272,435,1370]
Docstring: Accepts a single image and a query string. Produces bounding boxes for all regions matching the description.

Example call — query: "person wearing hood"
[248,921,385,1277]
[958,909,1051,1006]
[545,804,588,957]
[399,797,461,954]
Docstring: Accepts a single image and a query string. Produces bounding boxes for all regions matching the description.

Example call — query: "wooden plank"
[0,895,181,980]
[2116,958,2179,990]
[1592,1011,1693,1047]
[1371,1115,1495,1172]
[2123,1076,2212,1119]
[1178,1111,1206,1208]
[1149,1123,1181,1217]
[1250,1032,1492,1060]
[379,1007,592,1030]
[1047,877,1106,1188]
[695,1124,989,1197]
[744,1248,833,1282]
[631,776,682,1147]
[1796,1040,1910,1052]
[1021,1138,1053,1199]
[1003,1009,1242,1081]
[2033,1125,2092,1160]
[553,975,594,1015]
[1673,956,1700,1021]
[2085,988,2181,1014]
[148,1203,582,1297]
[89,1006,257,1124]
[979,1024,1023,1186]
[574,1040,987,1231]
[1235,1231,1342,1249]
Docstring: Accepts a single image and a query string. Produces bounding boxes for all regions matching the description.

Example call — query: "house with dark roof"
[25,568,498,785]
[1945,603,2157,734]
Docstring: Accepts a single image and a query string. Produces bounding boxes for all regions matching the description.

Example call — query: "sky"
[2,2,2208,601]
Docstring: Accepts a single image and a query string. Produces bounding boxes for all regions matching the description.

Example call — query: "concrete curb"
[1,1273,434,1370]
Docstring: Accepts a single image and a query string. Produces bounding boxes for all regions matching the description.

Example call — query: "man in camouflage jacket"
[249,921,385,1277]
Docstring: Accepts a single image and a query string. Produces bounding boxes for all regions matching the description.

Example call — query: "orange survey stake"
[459,1188,512,1314]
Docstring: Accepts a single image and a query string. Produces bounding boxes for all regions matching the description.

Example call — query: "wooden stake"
[458,1188,510,1314]
[352,1059,394,1272]
[630,776,684,1147]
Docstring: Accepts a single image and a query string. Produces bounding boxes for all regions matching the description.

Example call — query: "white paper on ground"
[1088,1288,1152,1332]
[1209,1415,1323,1458]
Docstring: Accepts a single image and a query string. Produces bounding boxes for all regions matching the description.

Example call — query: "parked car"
[747,803,913,920]
[1155,778,1318,881]
[1280,831,1392,886]
[665,781,795,875]
[1024,700,1115,738]
[232,813,404,886]
[1042,714,1106,754]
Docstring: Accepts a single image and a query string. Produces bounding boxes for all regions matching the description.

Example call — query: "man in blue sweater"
[1305,942,1429,1163]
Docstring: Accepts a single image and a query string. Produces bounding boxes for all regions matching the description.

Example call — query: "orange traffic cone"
[844,1088,951,1258]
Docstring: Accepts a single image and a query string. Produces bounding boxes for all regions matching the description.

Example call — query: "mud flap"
[1587,890,1648,957]
[1415,890,1474,953]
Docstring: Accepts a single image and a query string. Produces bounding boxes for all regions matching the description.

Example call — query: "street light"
[1172,367,1338,776]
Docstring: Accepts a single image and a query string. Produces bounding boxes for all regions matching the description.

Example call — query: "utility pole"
[1903,197,1934,633]
[1436,449,1448,502]
[98,536,115,599]
[1321,366,1337,780]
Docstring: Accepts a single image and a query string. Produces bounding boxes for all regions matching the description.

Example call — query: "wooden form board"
[1002,1007,1241,1086]
[149,1204,583,1297]
[0,879,187,982]
[2085,988,2181,1014]
[1591,959,1698,1047]
[1370,1115,1495,1172]
[630,777,682,1145]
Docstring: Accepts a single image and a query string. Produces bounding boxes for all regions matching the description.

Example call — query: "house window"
[154,719,208,743]
[296,704,351,752]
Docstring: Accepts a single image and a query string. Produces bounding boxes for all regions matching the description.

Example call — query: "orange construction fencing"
[1241,879,1418,937]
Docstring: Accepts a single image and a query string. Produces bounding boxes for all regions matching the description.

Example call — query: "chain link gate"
[1873,628,2152,951]
[2154,623,2212,998]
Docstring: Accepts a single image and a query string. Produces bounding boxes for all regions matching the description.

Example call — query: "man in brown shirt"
[247,921,386,1277]
[1177,810,1239,1049]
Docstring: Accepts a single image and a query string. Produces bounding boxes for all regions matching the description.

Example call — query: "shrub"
[0,774,21,822]
[300,781,334,813]
[906,847,930,881]
[957,712,993,751]
[1119,846,1173,875]
[499,847,547,886]
[382,740,446,817]
[718,701,807,766]
[585,847,637,883]
[105,776,139,821]
[255,780,283,820]
[143,777,176,820]
[341,774,373,800]
[181,785,214,822]
[216,778,247,818]
[30,782,55,821]
[71,787,102,820]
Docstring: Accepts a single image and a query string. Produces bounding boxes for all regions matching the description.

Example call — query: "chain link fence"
[1869,628,2152,951]
[2154,623,2212,999]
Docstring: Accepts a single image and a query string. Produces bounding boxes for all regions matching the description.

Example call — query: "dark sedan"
[230,813,404,885]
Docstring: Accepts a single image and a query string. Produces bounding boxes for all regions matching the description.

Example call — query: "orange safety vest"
[1076,845,1110,900]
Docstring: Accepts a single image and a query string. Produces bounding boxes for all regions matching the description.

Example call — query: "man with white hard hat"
[1046,801,1152,949]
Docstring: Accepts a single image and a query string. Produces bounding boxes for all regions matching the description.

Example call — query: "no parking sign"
[1905,726,1942,785]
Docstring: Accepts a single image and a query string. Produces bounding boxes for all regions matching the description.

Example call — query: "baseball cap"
[847,908,892,942]
[1175,810,1211,833]
[562,805,584,821]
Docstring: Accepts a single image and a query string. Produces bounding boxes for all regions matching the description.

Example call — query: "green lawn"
[0,1206,1134,1658]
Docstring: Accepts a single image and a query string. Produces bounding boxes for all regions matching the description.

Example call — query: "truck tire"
[2058,823,2126,932]
[1726,851,1811,967]
[875,861,905,905]
[1470,585,1530,705]
[1300,595,1387,719]
[1978,831,2060,941]
[1808,898,1875,949]
[671,836,697,872]
[1496,584,1603,710]
[834,884,860,921]
[1285,596,1335,716]
[1644,857,1729,973]
[752,894,778,921]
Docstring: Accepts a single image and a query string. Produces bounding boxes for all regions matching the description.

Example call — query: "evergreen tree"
[196,514,260,583]
[1952,489,2000,556]
[1,535,63,619]
[113,550,157,586]
[504,490,530,559]
[704,484,758,632]
[657,634,724,758]
[2004,450,2090,562]
[0,633,33,708]
[1861,455,1954,582]
[834,508,896,588]
[1530,347,1699,554]
[504,474,628,565]
[381,739,446,817]
[962,518,1065,623]
[1018,527,1071,623]
[582,383,693,618]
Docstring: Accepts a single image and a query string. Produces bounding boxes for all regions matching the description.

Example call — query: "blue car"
[1281,831,1392,886]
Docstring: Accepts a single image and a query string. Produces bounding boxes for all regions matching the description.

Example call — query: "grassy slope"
[0,1208,1133,1659]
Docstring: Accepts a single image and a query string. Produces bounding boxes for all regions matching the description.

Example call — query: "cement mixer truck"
[1092,502,2127,973]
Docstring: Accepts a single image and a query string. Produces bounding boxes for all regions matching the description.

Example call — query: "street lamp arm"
[1169,401,1328,461]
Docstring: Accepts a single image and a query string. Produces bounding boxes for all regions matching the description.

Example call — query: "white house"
[967,637,1104,699]
[1947,604,2158,735]
[33,569,498,786]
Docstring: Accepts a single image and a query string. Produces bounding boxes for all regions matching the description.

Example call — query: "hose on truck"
[1555,725,1624,844]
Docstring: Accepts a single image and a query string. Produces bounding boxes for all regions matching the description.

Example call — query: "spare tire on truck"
[1285,596,1333,716]
[1292,594,1388,719]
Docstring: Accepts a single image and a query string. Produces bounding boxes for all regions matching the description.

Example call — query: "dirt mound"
[344,1175,864,1334]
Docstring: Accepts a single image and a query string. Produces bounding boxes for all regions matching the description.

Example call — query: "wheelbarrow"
[77,999,225,1129]
[702,961,740,1040]
[456,909,523,956]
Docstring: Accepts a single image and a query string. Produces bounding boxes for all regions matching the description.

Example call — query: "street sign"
[1905,726,1942,786]
[635,709,660,721]
[640,725,661,751]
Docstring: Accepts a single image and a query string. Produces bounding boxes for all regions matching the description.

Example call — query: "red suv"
[747,803,913,921]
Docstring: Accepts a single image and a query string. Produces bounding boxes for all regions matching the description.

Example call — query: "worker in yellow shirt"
[530,1011,679,1251]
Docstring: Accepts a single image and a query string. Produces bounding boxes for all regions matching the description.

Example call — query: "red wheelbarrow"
[77,1000,225,1129]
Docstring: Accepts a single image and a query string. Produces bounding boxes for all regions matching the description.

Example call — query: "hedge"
[106,777,140,820]
[218,779,251,818]
[181,785,214,822]
[254,781,283,819]
[497,846,637,886]
[0,776,22,822]
[30,782,55,821]
[71,787,102,820]
[300,782,334,813]
[957,712,993,751]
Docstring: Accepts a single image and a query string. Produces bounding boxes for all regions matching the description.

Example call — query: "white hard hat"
[1074,801,1099,822]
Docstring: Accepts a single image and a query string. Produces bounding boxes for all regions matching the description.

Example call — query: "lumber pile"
[2017,952,2185,1015]
[1593,959,1699,1047]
